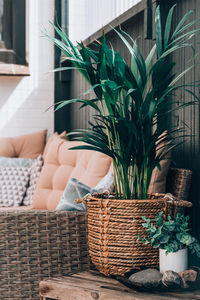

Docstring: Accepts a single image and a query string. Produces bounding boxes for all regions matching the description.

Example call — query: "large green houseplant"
[46,5,199,200]
[45,5,200,275]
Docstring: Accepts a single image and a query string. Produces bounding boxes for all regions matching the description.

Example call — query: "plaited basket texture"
[166,168,192,200]
[0,210,89,300]
[86,193,192,276]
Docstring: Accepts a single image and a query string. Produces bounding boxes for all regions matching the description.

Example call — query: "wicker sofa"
[0,132,113,300]
[0,132,193,299]
[0,210,88,300]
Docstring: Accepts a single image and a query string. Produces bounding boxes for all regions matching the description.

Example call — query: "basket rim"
[86,193,193,207]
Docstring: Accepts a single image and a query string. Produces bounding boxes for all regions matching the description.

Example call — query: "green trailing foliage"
[138,211,200,256]
[45,5,200,199]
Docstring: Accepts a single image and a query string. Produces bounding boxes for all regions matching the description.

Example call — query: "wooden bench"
[39,271,200,300]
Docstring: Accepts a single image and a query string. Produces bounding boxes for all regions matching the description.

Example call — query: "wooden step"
[39,270,200,300]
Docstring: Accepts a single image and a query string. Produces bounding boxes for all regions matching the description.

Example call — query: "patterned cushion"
[0,167,30,207]
[0,157,35,168]
[23,155,43,206]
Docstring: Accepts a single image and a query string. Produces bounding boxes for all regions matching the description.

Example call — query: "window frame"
[1,0,26,66]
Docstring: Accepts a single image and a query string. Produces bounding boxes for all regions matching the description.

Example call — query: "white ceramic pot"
[159,248,188,274]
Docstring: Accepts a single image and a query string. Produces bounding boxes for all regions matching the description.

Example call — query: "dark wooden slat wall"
[67,0,200,264]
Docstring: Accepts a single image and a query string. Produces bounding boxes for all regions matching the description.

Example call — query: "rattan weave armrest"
[0,209,89,300]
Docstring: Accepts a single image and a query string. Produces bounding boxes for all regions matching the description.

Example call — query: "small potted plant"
[139,211,200,273]
[45,5,200,275]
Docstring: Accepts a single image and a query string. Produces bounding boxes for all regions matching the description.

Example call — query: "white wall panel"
[68,0,141,43]
[0,0,54,137]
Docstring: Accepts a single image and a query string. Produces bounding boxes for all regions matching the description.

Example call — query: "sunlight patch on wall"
[0,0,54,135]
[0,76,39,130]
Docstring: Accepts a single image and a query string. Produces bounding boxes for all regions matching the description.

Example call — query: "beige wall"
[0,0,55,138]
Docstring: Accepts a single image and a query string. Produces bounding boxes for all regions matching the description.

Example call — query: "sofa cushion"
[32,136,112,210]
[148,132,171,194]
[0,129,47,158]
[148,158,170,194]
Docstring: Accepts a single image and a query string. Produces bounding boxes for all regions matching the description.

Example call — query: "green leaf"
[114,51,126,83]
[163,222,175,231]
[171,10,194,40]
[152,243,160,249]
[164,4,176,49]
[155,6,162,58]
[80,45,97,86]
[159,235,170,244]
[169,29,200,48]
[51,22,80,56]
[100,54,108,80]
[55,98,101,114]
[145,45,156,71]
[176,233,194,246]
[52,67,85,73]
[111,26,146,88]
[83,84,101,96]
[169,66,193,87]
[131,44,139,80]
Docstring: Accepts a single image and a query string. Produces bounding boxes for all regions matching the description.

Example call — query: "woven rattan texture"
[166,168,192,200]
[0,210,88,300]
[87,192,192,276]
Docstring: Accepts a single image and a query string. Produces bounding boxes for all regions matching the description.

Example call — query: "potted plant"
[139,211,200,273]
[45,5,200,275]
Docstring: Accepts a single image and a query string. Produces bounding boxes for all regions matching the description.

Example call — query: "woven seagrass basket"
[85,193,192,276]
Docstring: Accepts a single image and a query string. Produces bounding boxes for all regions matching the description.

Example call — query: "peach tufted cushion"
[32,136,112,210]
[0,130,47,158]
